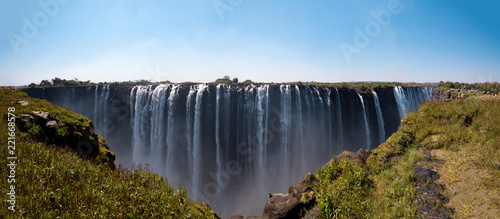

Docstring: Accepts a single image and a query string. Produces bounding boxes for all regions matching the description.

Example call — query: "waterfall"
[166,85,179,174]
[335,88,343,150]
[35,84,435,217]
[193,84,208,199]
[185,86,196,190]
[325,88,333,157]
[373,90,386,144]
[256,85,268,192]
[294,85,305,173]
[358,93,371,149]
[130,85,152,164]
[149,84,169,170]
[393,86,408,120]
[215,84,223,188]
[394,86,432,120]
[279,85,292,179]
[223,85,231,164]
[94,86,99,124]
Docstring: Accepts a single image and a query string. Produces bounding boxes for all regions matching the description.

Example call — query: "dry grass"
[458,204,474,218]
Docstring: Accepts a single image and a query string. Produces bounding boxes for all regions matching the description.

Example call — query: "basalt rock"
[263,176,316,219]
[413,166,439,183]
[16,110,115,169]
[332,148,372,165]
[231,173,318,219]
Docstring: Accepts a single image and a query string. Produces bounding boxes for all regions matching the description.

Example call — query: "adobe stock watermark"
[142,65,169,82]
[7,0,70,53]
[478,74,495,83]
[340,0,404,63]
[213,0,244,21]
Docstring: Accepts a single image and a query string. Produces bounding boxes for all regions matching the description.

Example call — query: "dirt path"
[413,150,453,219]
[430,149,500,218]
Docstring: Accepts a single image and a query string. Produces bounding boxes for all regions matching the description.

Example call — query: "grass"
[0,87,218,218]
[313,95,500,218]
[313,159,371,218]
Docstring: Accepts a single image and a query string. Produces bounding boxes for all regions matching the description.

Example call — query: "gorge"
[23,84,433,217]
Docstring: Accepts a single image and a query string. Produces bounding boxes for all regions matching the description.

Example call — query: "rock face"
[17,110,115,168]
[230,173,318,219]
[326,148,372,166]
[432,88,496,101]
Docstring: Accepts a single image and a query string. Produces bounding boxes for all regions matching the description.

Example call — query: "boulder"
[301,172,319,185]
[33,111,50,123]
[335,150,364,164]
[19,114,35,131]
[262,174,316,218]
[17,100,29,106]
[269,193,285,198]
[263,193,301,218]
[356,148,371,162]
[333,149,372,165]
[46,120,59,130]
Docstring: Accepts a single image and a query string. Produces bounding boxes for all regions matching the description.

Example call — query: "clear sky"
[1,0,499,86]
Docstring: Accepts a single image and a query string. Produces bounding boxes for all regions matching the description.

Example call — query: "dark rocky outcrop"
[230,173,319,219]
[16,107,115,169]
[413,155,453,219]
[413,166,439,183]
[326,148,372,166]
[433,88,497,101]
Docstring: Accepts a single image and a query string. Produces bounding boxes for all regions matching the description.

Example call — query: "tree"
[28,83,37,87]
[52,77,64,86]
[215,76,233,84]
[40,80,52,86]
[241,79,253,84]
[232,77,239,83]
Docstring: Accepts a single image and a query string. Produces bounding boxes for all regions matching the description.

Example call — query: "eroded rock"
[17,100,29,106]
[335,148,371,164]
[33,111,50,123]
[414,166,439,183]
[263,173,317,219]
[46,120,59,130]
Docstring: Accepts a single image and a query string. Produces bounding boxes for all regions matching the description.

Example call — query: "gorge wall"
[23,84,433,217]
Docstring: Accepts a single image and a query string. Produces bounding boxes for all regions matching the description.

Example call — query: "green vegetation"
[313,95,500,218]
[438,81,500,94]
[314,159,371,218]
[1,87,113,166]
[27,78,174,87]
[29,77,95,87]
[0,87,218,218]
[214,75,240,84]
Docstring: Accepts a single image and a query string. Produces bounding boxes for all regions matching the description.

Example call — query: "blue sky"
[1,0,499,86]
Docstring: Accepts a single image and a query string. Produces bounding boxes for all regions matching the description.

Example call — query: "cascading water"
[192,84,208,200]
[26,84,434,217]
[358,93,371,149]
[335,88,343,150]
[373,91,386,144]
[393,86,433,120]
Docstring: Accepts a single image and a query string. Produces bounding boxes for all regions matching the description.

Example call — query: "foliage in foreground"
[314,96,500,218]
[0,87,217,218]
